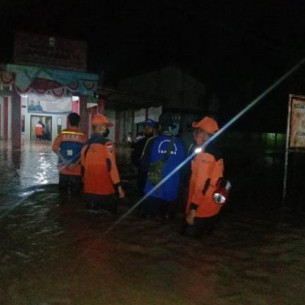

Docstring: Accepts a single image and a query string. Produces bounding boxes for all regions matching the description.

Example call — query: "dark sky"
[1,0,305,129]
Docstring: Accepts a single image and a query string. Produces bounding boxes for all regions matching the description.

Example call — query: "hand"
[118,186,125,199]
[67,163,77,170]
[186,209,196,225]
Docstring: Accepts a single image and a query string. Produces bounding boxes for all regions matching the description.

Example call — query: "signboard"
[134,108,146,124]
[147,106,162,122]
[27,94,72,114]
[14,32,87,71]
[288,95,305,148]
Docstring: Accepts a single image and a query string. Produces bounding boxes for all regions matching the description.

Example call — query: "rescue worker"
[52,112,87,195]
[131,119,158,196]
[81,114,125,212]
[183,116,225,237]
[139,113,186,218]
[35,120,44,140]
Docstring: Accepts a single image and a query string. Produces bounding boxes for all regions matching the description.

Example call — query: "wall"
[104,109,116,142]
[0,96,12,140]
[118,66,207,112]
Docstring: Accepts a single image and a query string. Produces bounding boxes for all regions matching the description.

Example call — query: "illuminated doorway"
[30,115,52,141]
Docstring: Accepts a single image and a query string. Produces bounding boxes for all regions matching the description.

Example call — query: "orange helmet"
[92,114,113,127]
[192,116,219,134]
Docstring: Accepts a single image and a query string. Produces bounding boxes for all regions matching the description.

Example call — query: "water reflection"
[18,142,58,189]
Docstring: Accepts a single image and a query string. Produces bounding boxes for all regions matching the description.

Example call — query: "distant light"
[194,147,202,154]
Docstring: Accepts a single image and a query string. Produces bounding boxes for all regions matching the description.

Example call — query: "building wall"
[0,96,3,139]
[0,95,12,140]
[118,66,207,112]
[104,109,116,142]
[116,110,134,142]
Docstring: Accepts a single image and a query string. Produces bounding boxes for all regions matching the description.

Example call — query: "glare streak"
[103,57,305,236]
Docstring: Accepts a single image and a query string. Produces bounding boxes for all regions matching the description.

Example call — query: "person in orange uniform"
[183,116,225,237]
[52,112,87,195]
[81,114,125,212]
[35,121,44,140]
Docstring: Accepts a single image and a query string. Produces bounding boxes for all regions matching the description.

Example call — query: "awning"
[6,64,98,97]
[97,86,164,110]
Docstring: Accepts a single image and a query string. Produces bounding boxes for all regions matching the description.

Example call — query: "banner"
[147,106,162,122]
[134,108,146,124]
[288,95,305,148]
[27,94,72,114]
[14,32,87,71]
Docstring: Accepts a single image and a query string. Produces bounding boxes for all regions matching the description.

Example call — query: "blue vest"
[58,131,85,165]
[144,135,186,201]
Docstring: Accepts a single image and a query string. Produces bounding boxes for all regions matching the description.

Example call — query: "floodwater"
[1,141,305,305]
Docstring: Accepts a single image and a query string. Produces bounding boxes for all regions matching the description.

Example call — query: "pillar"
[97,96,105,113]
[79,96,89,135]
[3,96,9,141]
[11,88,21,148]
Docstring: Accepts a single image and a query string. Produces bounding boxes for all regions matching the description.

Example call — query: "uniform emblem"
[157,140,177,155]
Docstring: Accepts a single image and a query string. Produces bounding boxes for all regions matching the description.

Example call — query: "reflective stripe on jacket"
[52,127,87,176]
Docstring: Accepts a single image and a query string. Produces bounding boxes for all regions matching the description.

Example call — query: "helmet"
[92,114,113,127]
[192,116,219,134]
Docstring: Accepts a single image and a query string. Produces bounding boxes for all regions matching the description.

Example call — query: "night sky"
[1,0,305,130]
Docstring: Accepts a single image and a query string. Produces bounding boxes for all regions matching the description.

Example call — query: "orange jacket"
[80,135,121,195]
[52,127,87,176]
[35,124,44,136]
[186,145,224,218]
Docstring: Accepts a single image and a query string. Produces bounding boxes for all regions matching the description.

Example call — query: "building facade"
[0,32,99,148]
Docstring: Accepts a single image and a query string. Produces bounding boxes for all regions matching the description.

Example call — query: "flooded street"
[1,141,305,305]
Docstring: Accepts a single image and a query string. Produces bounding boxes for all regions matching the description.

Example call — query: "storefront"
[0,32,100,148]
[3,64,98,147]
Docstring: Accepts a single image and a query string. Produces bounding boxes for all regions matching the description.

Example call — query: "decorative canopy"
[6,64,98,97]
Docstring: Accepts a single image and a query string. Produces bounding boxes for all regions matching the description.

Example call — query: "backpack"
[147,137,175,186]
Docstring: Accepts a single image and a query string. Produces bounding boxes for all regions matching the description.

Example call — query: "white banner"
[27,94,72,114]
[147,106,162,122]
[134,108,146,124]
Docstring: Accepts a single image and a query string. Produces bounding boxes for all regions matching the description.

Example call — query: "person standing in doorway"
[35,120,44,141]
[81,114,125,213]
[43,120,51,141]
[52,112,87,195]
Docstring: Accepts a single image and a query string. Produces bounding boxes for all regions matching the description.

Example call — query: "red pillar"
[79,96,88,135]
[97,96,105,113]
[11,88,21,148]
[4,96,9,141]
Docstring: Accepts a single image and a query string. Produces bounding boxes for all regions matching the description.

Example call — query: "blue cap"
[140,119,157,127]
